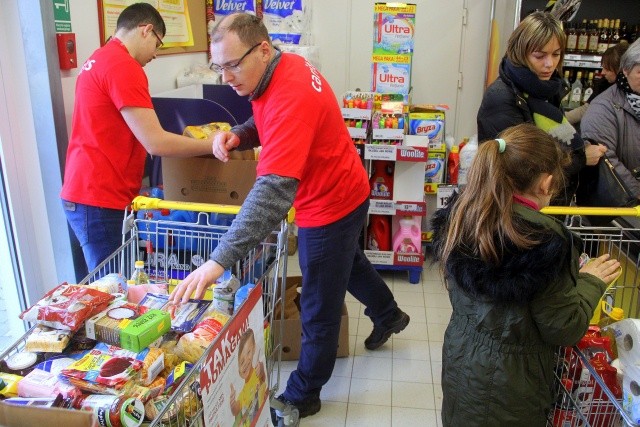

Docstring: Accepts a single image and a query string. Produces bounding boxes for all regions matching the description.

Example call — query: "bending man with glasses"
[61,3,217,274]
[170,13,410,422]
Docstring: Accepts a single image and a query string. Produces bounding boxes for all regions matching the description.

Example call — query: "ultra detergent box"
[373,3,416,55]
[371,54,412,95]
[409,112,446,151]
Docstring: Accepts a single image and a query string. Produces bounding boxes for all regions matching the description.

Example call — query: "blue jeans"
[283,199,397,402]
[62,200,124,272]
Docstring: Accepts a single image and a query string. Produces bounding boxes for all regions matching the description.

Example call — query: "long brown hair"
[440,123,569,266]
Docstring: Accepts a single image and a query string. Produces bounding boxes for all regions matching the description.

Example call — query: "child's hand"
[579,254,621,285]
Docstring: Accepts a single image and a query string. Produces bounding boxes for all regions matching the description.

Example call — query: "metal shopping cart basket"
[0,196,299,427]
[542,206,640,427]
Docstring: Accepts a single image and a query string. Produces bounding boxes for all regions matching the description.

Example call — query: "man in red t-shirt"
[60,3,215,272]
[170,13,410,420]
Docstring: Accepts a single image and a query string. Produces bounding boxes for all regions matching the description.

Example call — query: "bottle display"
[458,136,478,186]
[446,146,460,185]
[566,22,578,53]
[392,216,421,254]
[598,18,610,54]
[587,20,599,53]
[576,19,589,53]
[568,71,583,109]
[369,160,394,200]
[367,215,391,252]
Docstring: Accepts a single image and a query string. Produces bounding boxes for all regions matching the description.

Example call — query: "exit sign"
[52,0,71,33]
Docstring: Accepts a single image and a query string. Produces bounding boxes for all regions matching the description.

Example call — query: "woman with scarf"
[581,38,640,199]
[477,11,606,205]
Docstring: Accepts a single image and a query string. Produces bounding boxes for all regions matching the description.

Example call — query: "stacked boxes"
[371,3,416,97]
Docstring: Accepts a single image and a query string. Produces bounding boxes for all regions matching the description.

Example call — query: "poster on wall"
[98,0,194,48]
[200,284,270,427]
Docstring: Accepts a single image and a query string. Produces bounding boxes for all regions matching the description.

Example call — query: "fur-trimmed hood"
[431,199,578,305]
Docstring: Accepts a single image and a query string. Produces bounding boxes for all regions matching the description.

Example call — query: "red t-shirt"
[251,53,369,227]
[60,38,153,210]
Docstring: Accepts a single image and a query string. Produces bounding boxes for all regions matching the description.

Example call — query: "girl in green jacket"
[432,123,620,426]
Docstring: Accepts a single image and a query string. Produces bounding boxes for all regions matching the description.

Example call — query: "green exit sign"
[52,0,71,33]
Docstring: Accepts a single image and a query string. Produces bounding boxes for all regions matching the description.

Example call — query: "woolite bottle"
[369,160,394,200]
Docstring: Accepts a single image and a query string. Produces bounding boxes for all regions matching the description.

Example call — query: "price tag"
[437,185,458,209]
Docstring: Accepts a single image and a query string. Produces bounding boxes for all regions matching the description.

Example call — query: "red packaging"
[19,283,114,331]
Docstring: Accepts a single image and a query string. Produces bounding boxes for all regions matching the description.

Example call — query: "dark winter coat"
[477,60,586,205]
[432,202,607,427]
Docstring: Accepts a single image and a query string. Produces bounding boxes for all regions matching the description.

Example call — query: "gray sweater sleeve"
[210,174,298,269]
[231,116,261,151]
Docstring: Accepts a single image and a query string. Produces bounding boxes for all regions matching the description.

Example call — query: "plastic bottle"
[369,160,394,200]
[458,135,478,186]
[447,146,460,185]
[598,302,625,328]
[392,216,421,254]
[367,215,391,251]
[130,261,150,285]
[72,394,144,427]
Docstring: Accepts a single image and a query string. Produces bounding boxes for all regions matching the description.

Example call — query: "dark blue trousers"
[62,199,124,272]
[283,199,397,402]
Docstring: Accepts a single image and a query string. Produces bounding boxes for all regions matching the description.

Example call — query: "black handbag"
[575,155,638,225]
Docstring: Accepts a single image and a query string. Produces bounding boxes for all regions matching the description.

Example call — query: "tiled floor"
[276,253,449,427]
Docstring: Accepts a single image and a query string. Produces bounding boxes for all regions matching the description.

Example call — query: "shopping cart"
[0,196,299,427]
[542,206,640,427]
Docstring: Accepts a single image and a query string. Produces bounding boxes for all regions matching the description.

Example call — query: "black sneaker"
[364,308,410,350]
[270,394,321,425]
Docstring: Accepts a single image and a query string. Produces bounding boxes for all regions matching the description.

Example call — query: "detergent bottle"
[367,215,391,251]
[369,161,394,200]
[392,216,422,253]
[458,135,478,186]
[598,301,625,328]
[447,146,460,185]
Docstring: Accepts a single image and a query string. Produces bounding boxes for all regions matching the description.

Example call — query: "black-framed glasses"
[151,28,164,49]
[139,24,164,49]
[209,42,262,74]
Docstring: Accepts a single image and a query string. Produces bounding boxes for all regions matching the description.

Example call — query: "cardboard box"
[274,276,349,361]
[0,402,94,427]
[162,157,257,205]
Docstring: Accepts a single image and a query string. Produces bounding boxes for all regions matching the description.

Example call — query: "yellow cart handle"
[131,196,297,222]
[540,205,640,217]
[131,196,241,215]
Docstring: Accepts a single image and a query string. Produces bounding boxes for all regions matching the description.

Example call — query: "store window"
[0,161,27,354]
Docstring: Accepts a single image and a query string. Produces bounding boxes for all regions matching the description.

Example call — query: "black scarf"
[617,72,640,119]
[501,58,565,123]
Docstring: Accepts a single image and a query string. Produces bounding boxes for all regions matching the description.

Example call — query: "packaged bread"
[25,325,73,353]
[174,312,228,363]
[183,122,231,139]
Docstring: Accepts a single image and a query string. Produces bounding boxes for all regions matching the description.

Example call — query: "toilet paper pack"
[262,0,312,45]
[605,318,640,366]
[213,0,257,22]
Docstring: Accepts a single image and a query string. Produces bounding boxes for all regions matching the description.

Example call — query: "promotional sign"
[200,284,270,427]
